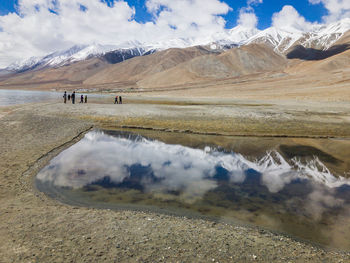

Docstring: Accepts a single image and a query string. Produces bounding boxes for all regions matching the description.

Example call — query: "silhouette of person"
[63,91,67,103]
[68,94,71,101]
[119,96,122,104]
[84,95,87,103]
[114,96,118,104]
[80,94,84,103]
[72,91,75,104]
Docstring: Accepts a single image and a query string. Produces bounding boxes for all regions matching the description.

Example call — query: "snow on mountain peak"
[245,18,350,53]
[227,25,261,43]
[6,56,42,71]
[245,27,303,53]
[69,44,119,62]
[318,18,350,35]
[6,44,121,71]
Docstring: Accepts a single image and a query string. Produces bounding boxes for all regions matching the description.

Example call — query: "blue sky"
[0,0,328,29]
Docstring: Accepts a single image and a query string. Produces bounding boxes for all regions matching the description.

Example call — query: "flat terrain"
[1,97,350,262]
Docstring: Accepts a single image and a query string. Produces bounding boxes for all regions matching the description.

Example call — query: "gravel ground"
[1,100,350,262]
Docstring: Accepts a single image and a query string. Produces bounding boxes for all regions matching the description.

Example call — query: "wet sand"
[1,97,350,262]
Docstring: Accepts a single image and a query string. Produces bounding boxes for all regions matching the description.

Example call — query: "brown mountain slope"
[285,31,350,74]
[0,58,109,88]
[286,48,350,74]
[138,44,287,89]
[83,46,214,86]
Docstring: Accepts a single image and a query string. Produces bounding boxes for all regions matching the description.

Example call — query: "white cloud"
[238,10,258,28]
[0,0,231,68]
[305,185,344,220]
[145,0,231,41]
[309,0,350,23]
[272,5,318,32]
[236,0,262,29]
[247,0,263,7]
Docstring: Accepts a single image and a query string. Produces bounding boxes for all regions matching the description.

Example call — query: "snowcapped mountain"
[207,25,261,50]
[227,25,261,44]
[299,18,350,50]
[246,18,350,53]
[4,18,350,73]
[6,43,152,72]
[7,44,113,72]
[245,27,302,53]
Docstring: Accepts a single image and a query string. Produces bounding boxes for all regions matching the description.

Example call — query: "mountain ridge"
[3,18,350,73]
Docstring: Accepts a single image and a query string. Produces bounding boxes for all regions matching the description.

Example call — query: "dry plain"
[1,93,350,262]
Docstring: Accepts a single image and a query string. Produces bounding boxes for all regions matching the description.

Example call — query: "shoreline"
[112,125,350,139]
[1,98,350,262]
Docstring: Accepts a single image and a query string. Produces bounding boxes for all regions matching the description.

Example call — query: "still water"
[36,130,350,249]
[0,89,60,106]
[0,89,107,106]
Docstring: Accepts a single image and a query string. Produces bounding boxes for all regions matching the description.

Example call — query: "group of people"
[114,96,122,104]
[63,91,123,104]
[63,91,87,104]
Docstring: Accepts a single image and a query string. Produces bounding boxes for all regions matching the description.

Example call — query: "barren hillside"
[0,58,109,89]
[285,31,350,74]
[138,44,287,89]
[83,46,214,86]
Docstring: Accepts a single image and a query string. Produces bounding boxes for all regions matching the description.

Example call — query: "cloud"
[145,0,231,42]
[237,9,258,28]
[305,185,344,220]
[247,0,263,7]
[309,0,350,23]
[237,10,258,28]
[236,0,262,28]
[272,5,318,32]
[0,0,231,68]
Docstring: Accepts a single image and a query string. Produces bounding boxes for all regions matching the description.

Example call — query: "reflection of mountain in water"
[35,131,350,249]
[37,131,350,194]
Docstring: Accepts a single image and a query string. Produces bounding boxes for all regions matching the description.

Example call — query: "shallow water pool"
[36,130,350,249]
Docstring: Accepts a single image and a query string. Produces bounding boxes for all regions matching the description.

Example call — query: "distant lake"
[0,89,107,106]
[0,89,63,106]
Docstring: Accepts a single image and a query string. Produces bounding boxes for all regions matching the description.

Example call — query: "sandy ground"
[1,97,350,262]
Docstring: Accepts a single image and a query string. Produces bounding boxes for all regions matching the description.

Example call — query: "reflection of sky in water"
[37,131,350,194]
[36,131,350,248]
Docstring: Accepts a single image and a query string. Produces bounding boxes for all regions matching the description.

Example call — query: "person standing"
[114,96,118,104]
[84,95,87,103]
[63,91,67,103]
[72,91,75,104]
[119,95,122,104]
[80,94,84,103]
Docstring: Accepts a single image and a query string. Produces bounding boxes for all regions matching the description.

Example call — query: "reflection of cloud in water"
[305,185,344,221]
[37,131,350,198]
[36,131,350,249]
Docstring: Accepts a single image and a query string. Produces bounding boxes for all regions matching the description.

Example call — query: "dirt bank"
[1,99,350,262]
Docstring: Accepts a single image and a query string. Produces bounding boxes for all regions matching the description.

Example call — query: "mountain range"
[0,18,350,100]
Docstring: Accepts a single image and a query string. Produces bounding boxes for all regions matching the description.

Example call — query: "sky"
[0,0,349,68]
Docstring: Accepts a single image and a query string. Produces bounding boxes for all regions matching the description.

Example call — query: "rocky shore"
[1,98,350,262]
